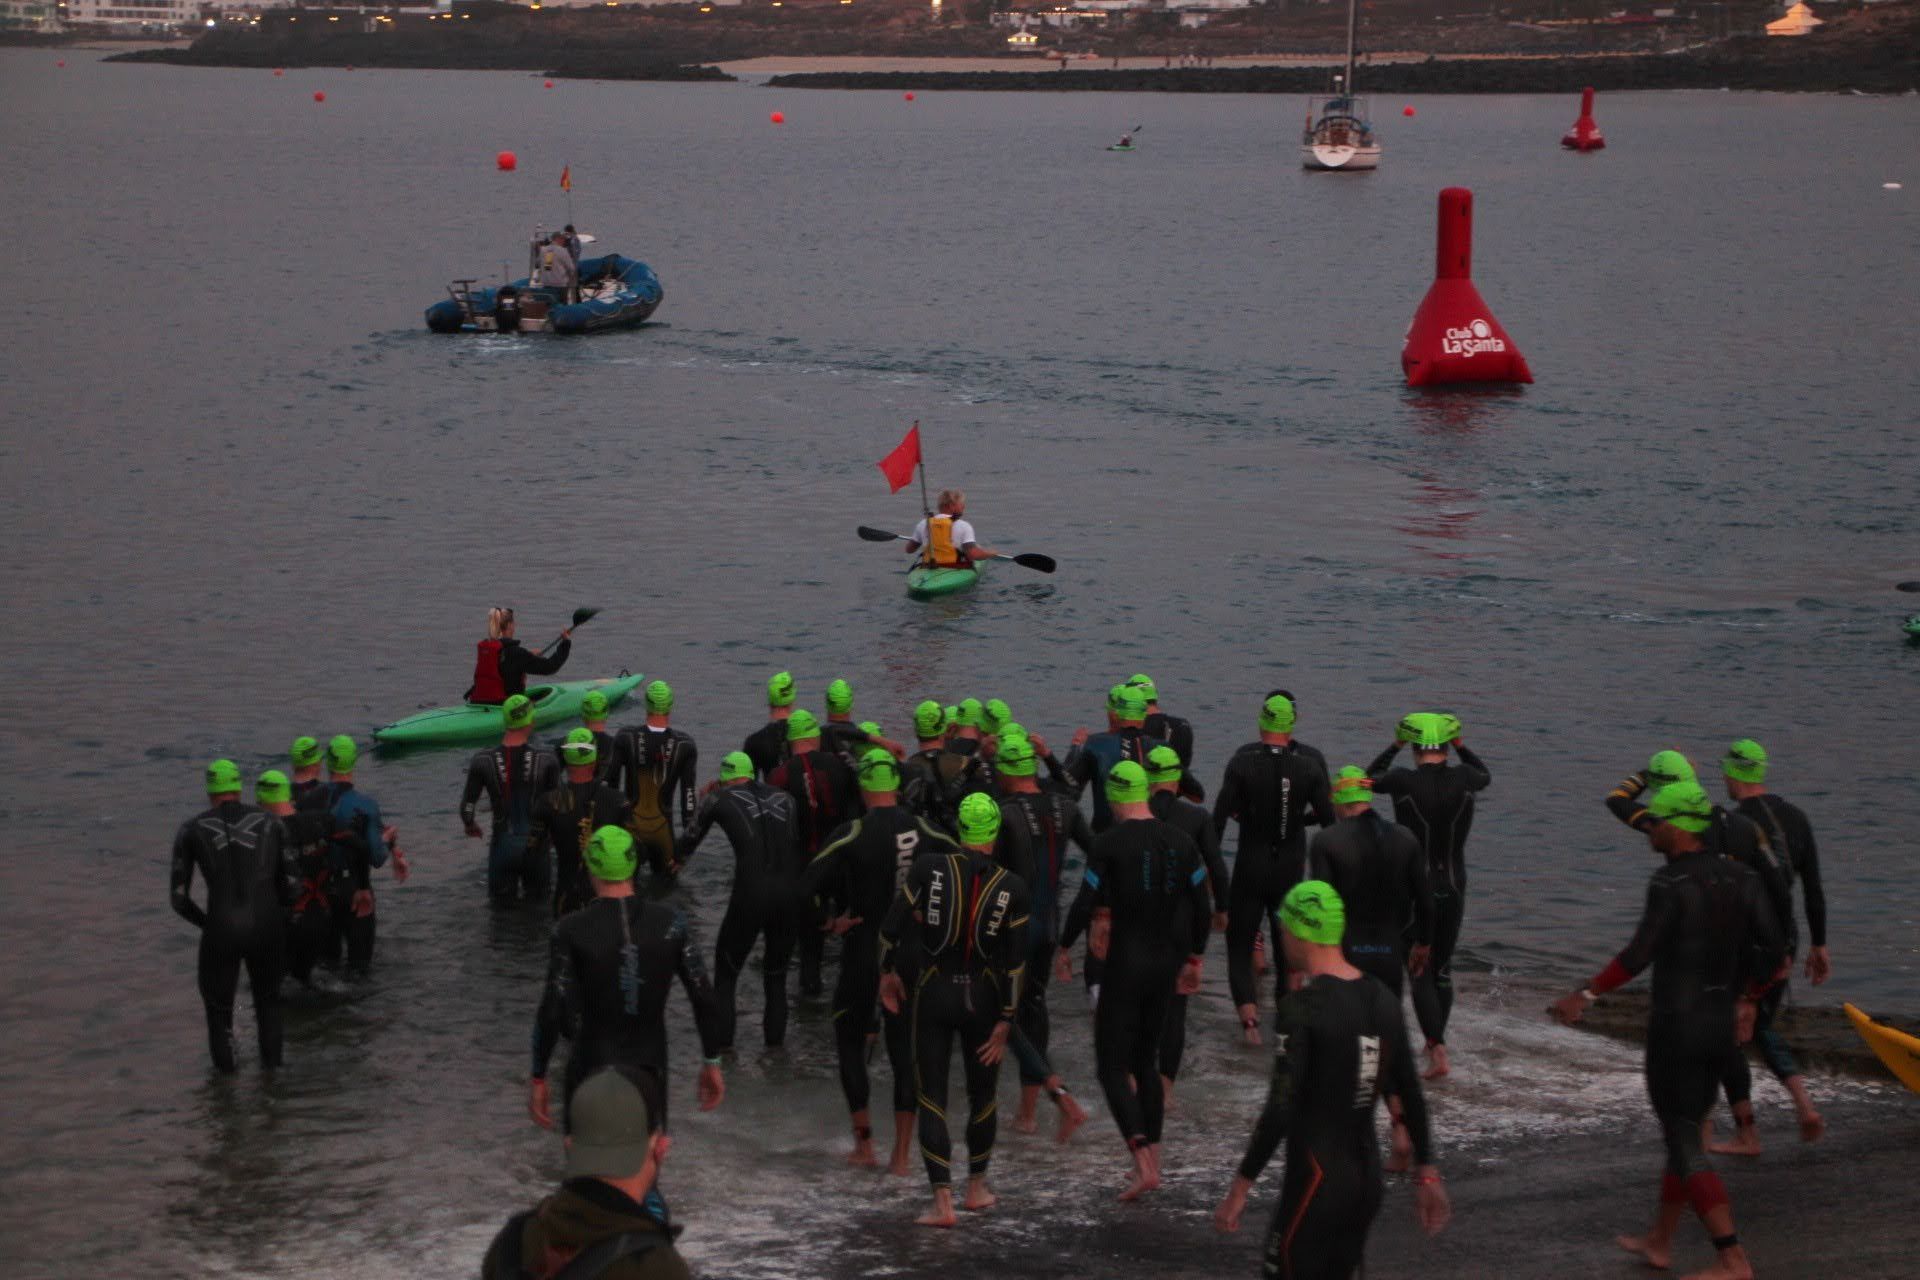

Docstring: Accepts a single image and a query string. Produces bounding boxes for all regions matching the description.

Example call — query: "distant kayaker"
[468,607,572,707]
[903,490,996,569]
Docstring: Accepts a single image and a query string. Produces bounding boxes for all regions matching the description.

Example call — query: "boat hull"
[1844,1003,1920,1094]
[426,254,662,335]
[906,565,980,599]
[1302,142,1381,171]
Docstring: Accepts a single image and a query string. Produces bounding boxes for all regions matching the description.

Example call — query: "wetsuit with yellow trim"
[1236,972,1434,1280]
[879,847,1029,1188]
[529,774,632,917]
[603,724,698,882]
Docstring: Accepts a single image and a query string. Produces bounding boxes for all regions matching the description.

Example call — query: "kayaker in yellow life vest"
[903,490,996,569]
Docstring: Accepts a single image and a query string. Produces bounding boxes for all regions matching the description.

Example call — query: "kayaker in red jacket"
[469,607,572,705]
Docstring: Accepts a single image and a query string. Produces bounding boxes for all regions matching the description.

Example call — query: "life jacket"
[923,514,963,568]
[471,639,507,705]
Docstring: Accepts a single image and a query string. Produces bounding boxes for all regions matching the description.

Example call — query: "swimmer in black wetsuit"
[678,752,804,1050]
[1145,744,1228,1102]
[575,689,616,778]
[1061,683,1169,833]
[289,736,326,808]
[1129,673,1206,803]
[1366,711,1490,1078]
[741,671,798,782]
[770,709,862,999]
[1213,693,1335,1044]
[530,826,725,1134]
[257,769,355,990]
[878,793,1029,1229]
[171,760,299,1073]
[901,700,955,832]
[1307,766,1434,998]
[602,681,698,884]
[462,694,562,903]
[1214,881,1451,1277]
[818,678,907,770]
[531,729,632,916]
[1552,781,1783,1280]
[1059,761,1210,1202]
[306,735,407,975]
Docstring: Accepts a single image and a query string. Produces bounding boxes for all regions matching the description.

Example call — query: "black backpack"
[484,1211,663,1280]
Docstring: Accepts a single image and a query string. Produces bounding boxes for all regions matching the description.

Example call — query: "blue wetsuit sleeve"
[170,823,206,929]
[361,797,389,870]
[1185,841,1211,957]
[1198,819,1230,915]
[1237,998,1309,1181]
[531,926,572,1078]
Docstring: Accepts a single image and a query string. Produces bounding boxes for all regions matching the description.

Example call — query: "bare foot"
[917,1189,957,1229]
[1679,1257,1751,1280]
[1617,1234,1672,1270]
[1798,1109,1826,1143]
[847,1140,879,1168]
[888,1153,913,1178]
[1015,1085,1040,1134]
[1708,1127,1762,1157]
[1423,1044,1451,1080]
[1118,1147,1160,1202]
[1055,1092,1088,1145]
[963,1179,997,1212]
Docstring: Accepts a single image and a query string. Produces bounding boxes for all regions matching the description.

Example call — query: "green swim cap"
[205,758,242,795]
[1647,750,1696,789]
[826,679,854,715]
[326,734,358,772]
[719,751,754,782]
[859,720,883,738]
[1402,713,1459,750]
[856,747,900,793]
[957,792,1002,846]
[787,708,821,742]
[913,700,946,739]
[1648,780,1712,833]
[256,769,291,804]
[561,727,599,767]
[503,694,535,730]
[290,736,322,769]
[1146,745,1183,785]
[644,680,674,714]
[1330,765,1374,805]
[581,690,610,721]
[1260,693,1296,734]
[1280,880,1346,946]
[1127,673,1158,702]
[997,734,1038,777]
[982,698,1013,736]
[583,825,638,882]
[944,705,960,734]
[767,671,796,708]
[956,698,984,729]
[1107,683,1149,722]
[1105,759,1150,805]
[1722,738,1768,784]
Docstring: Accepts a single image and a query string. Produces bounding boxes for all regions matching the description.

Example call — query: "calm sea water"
[2,51,1917,1277]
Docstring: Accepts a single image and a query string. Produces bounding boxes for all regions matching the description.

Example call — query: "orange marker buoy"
[1402,187,1532,387]
[497,150,517,171]
[313,91,326,103]
[1561,86,1605,152]
[770,111,785,124]
[1403,105,1415,117]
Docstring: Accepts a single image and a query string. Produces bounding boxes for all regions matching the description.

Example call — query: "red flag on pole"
[876,424,921,493]
[560,165,571,192]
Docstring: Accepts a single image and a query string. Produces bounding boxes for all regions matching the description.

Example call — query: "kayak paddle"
[855,526,1054,574]
[1899,581,1920,593]
[538,606,600,656]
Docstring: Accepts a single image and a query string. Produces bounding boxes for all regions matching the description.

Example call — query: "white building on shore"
[64,0,198,27]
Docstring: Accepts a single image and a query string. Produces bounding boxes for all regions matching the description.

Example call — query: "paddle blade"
[1899,581,1920,593]
[571,607,601,627]
[1009,552,1056,574]
[858,525,907,543]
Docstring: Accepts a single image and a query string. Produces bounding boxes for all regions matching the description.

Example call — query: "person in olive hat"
[171,760,298,1072]
[1552,782,1783,1280]
[532,729,634,916]
[1063,683,1171,834]
[258,768,351,990]
[309,734,406,974]
[769,709,862,997]
[463,694,562,904]
[741,671,799,781]
[604,681,699,883]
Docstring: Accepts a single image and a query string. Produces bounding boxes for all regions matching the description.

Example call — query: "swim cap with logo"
[982,698,1013,736]
[1398,713,1457,750]
[1259,693,1296,734]
[1722,739,1768,784]
[560,727,599,766]
[1647,750,1696,788]
[957,792,1002,846]
[583,825,638,881]
[645,681,674,714]
[767,671,796,708]
[1330,765,1374,805]
[913,701,946,739]
[326,734,358,772]
[1146,745,1183,785]
[787,709,821,742]
[826,679,854,715]
[1105,760,1150,805]
[1280,880,1346,945]
[856,747,900,792]
[290,736,322,769]
[255,769,291,804]
[859,720,883,738]
[1127,673,1158,702]
[719,751,754,782]
[503,694,535,730]
[1107,683,1148,722]
[1648,780,1712,833]
[581,690,610,721]
[997,734,1038,777]
[956,698,985,729]
[205,758,242,795]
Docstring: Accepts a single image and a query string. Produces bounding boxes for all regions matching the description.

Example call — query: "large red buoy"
[496,150,518,171]
[770,111,785,125]
[313,90,326,103]
[1402,188,1532,387]
[1561,86,1605,152]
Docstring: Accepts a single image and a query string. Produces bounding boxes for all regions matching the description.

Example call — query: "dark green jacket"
[482,1178,688,1280]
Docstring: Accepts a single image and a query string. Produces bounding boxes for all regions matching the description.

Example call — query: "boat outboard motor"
[494,285,522,334]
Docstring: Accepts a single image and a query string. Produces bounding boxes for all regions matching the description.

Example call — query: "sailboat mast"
[1344,0,1359,94]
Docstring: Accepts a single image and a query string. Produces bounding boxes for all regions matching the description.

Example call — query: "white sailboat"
[1301,0,1380,172]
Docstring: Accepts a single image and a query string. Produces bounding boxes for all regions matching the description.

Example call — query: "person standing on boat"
[903,490,996,569]
[536,231,579,305]
[468,607,572,707]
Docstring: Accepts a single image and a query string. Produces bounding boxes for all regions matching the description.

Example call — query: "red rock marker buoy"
[1402,105,1415,117]
[274,67,285,76]
[770,111,785,124]
[1561,86,1605,152]
[313,90,326,103]
[1402,187,1532,387]
[544,79,555,88]
[56,59,66,67]
[905,92,915,102]
[497,150,518,171]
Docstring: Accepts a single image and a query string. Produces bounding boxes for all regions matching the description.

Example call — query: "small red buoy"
[1402,187,1532,387]
[544,79,554,88]
[497,150,517,171]
[56,59,66,67]
[313,90,326,103]
[904,92,915,102]
[770,111,785,124]
[1402,105,1415,117]
[273,67,285,76]
[345,64,355,71]
[1561,85,1605,152]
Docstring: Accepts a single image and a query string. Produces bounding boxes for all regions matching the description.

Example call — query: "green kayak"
[907,565,980,599]
[1905,614,1920,638]
[374,673,644,747]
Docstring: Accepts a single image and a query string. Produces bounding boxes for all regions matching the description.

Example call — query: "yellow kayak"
[1844,1003,1920,1094]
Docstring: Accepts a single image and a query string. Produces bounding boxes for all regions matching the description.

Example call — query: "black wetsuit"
[1722,794,1824,1102]
[300,780,388,973]
[901,748,950,832]
[741,719,789,782]
[530,776,632,917]
[1307,812,1433,999]
[1213,742,1335,1011]
[170,802,298,1072]
[531,894,722,1128]
[804,808,958,1117]
[1061,816,1210,1148]
[1237,973,1435,1280]
[1367,743,1489,1045]
[881,847,1028,1186]
[602,725,698,882]
[1062,727,1168,833]
[280,805,354,986]
[820,719,880,770]
[1593,848,1783,1203]
[1149,789,1229,1081]
[994,787,1095,1085]
[488,635,571,703]
[770,748,862,997]
[463,743,562,902]
[679,781,803,1049]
